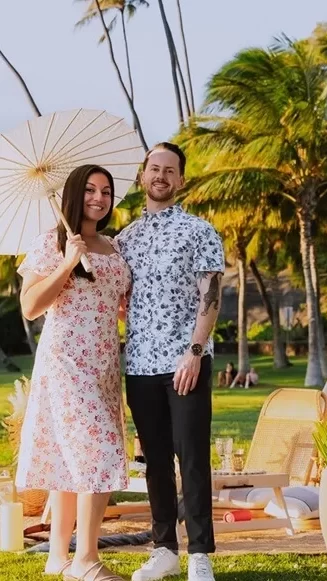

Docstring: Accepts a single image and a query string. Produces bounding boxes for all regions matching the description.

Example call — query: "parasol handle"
[49,195,93,274]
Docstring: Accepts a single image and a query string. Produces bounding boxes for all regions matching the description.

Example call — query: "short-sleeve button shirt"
[116,205,225,375]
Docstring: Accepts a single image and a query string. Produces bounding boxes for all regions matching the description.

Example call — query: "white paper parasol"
[0,108,145,270]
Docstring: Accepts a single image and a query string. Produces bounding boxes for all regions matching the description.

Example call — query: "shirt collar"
[141,204,182,220]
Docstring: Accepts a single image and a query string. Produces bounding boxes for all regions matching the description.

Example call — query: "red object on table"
[223,509,252,523]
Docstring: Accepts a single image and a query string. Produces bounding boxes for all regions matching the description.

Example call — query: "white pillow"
[213,487,274,509]
[264,486,319,520]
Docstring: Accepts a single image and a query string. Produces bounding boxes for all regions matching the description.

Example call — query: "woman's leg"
[70,491,110,578]
[244,373,250,389]
[217,371,225,387]
[230,372,241,388]
[225,372,232,387]
[45,491,77,573]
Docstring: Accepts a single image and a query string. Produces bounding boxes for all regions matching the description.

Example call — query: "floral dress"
[16,229,131,493]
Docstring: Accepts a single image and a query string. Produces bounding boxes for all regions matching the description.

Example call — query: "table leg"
[273,487,294,536]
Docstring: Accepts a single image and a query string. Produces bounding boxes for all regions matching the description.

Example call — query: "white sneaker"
[132,547,180,581]
[188,554,214,581]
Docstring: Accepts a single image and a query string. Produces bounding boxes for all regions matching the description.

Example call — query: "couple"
[16,143,225,581]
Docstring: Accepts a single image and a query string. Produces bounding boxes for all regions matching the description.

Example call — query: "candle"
[0,502,24,551]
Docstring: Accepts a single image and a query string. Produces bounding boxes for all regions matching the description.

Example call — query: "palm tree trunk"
[297,205,324,386]
[173,44,192,119]
[237,244,250,374]
[249,259,273,321]
[95,0,148,151]
[270,275,289,369]
[0,50,41,116]
[249,259,289,368]
[309,240,327,378]
[175,0,195,114]
[120,9,134,104]
[0,346,20,372]
[157,0,184,125]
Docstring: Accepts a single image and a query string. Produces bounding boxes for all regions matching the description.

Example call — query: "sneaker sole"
[132,566,181,581]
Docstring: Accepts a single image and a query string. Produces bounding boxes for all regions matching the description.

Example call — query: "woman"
[16,165,130,581]
[217,362,237,387]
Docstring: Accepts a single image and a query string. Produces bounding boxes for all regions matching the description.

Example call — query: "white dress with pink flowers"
[16,230,131,493]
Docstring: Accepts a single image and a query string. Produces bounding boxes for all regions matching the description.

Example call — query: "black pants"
[126,355,215,554]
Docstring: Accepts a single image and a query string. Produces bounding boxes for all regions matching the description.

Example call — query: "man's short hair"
[143,142,186,176]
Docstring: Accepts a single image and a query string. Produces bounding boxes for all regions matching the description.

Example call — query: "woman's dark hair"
[57,164,114,281]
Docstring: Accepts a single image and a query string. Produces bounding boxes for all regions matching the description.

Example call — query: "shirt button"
[152,222,158,228]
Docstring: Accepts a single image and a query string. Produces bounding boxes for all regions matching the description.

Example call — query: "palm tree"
[0,50,41,116]
[157,0,184,124]
[76,0,148,107]
[76,0,148,150]
[175,0,195,114]
[178,36,327,386]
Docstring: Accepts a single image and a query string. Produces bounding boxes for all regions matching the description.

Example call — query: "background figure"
[245,367,259,389]
[230,367,259,389]
[217,362,237,387]
[117,142,225,581]
[16,165,130,581]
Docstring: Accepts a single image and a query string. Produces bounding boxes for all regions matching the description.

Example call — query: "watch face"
[191,343,203,356]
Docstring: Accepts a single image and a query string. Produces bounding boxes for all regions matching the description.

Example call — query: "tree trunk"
[249,260,289,368]
[297,205,324,386]
[249,259,273,321]
[95,0,148,151]
[173,44,192,119]
[0,50,41,116]
[0,346,20,372]
[157,0,184,125]
[271,275,289,369]
[175,0,195,114]
[309,241,327,378]
[120,9,134,104]
[237,245,250,374]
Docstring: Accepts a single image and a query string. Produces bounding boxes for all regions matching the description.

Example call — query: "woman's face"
[83,172,112,223]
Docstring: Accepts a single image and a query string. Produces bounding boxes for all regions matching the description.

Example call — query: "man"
[117,142,224,581]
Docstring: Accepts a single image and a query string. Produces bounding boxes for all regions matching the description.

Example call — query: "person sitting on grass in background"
[230,367,259,389]
[217,362,237,387]
[244,367,259,389]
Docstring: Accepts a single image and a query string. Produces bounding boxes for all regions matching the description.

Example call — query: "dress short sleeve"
[193,220,225,274]
[17,230,62,278]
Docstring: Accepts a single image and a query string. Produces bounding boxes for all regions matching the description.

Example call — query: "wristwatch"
[190,343,203,356]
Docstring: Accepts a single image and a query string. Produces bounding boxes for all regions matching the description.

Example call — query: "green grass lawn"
[0,354,310,466]
[1,552,327,581]
[1,353,322,580]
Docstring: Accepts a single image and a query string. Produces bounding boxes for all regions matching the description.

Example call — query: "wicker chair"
[244,388,327,485]
[210,388,327,533]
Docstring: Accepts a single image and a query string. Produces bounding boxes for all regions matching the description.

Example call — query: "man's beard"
[146,183,176,203]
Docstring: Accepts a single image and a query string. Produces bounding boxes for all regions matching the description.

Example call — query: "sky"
[0,0,326,147]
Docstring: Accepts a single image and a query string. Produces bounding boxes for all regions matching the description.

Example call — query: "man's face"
[141,149,184,203]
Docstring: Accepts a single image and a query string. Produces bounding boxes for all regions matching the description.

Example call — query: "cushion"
[213,487,274,509]
[264,486,319,520]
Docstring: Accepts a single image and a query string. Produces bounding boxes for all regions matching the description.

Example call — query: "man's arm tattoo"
[201,273,222,316]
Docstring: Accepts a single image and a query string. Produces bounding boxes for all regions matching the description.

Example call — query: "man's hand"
[173,351,201,396]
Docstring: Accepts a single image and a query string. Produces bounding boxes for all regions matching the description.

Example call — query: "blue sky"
[0,0,326,146]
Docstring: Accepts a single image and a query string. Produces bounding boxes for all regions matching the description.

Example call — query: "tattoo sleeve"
[199,272,223,316]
